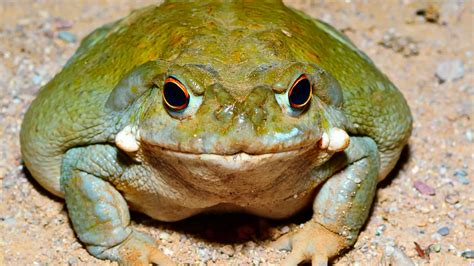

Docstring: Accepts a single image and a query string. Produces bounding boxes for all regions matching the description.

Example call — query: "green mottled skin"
[21,1,412,265]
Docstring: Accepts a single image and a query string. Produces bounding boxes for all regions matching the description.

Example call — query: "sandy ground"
[1,0,473,265]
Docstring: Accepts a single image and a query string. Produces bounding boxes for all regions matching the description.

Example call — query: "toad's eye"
[163,77,190,111]
[288,74,312,109]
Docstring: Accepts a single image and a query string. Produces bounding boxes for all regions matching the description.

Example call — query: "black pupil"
[163,81,188,108]
[289,77,311,107]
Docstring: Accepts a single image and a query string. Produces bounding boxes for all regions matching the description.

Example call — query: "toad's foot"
[93,230,174,266]
[271,221,345,266]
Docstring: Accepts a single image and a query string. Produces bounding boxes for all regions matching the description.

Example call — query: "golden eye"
[163,77,190,111]
[288,74,312,109]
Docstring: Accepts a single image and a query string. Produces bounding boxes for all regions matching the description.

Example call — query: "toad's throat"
[146,146,322,195]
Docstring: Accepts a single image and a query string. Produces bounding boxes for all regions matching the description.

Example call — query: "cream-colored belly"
[127,182,316,222]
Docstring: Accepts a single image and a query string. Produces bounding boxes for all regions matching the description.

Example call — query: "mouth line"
[147,143,316,157]
[156,147,307,168]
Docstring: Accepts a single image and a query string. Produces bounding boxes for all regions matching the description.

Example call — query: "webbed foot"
[93,230,174,266]
[271,221,345,266]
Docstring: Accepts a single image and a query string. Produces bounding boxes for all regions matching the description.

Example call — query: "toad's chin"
[137,143,332,197]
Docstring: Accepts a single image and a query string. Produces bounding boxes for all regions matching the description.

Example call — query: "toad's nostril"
[214,103,237,121]
[247,106,267,126]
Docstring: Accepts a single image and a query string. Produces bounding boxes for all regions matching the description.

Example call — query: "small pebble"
[245,241,256,249]
[445,192,460,205]
[280,226,290,234]
[439,165,448,175]
[67,257,78,265]
[359,242,369,253]
[454,169,468,178]
[2,217,16,226]
[465,129,473,142]
[435,59,465,83]
[461,250,474,259]
[234,244,243,253]
[447,211,456,219]
[211,250,218,262]
[457,175,470,185]
[162,247,173,256]
[379,29,419,57]
[198,247,211,262]
[414,180,436,196]
[437,226,449,236]
[159,232,170,241]
[416,4,440,23]
[429,243,441,253]
[57,31,77,43]
[447,243,456,252]
[375,224,386,236]
[221,245,235,256]
[54,17,74,30]
[454,169,470,185]
[382,245,415,266]
[32,75,43,85]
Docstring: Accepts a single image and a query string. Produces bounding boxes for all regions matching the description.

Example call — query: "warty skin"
[21,1,412,264]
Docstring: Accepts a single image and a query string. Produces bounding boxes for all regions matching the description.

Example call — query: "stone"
[57,31,77,43]
[437,226,449,236]
[435,59,465,83]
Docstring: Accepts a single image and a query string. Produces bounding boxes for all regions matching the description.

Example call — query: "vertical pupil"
[164,81,187,107]
[289,78,311,106]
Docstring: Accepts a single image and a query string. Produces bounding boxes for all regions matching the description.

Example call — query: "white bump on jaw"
[318,132,330,149]
[115,125,140,153]
[328,127,350,152]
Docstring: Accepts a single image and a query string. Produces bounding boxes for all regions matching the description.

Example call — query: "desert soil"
[1,0,473,265]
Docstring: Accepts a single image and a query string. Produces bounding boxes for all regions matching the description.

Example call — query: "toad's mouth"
[157,149,304,170]
[153,145,310,156]
[114,125,350,159]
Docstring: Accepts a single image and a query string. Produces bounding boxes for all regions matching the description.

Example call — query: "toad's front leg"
[60,144,174,266]
[272,136,380,265]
